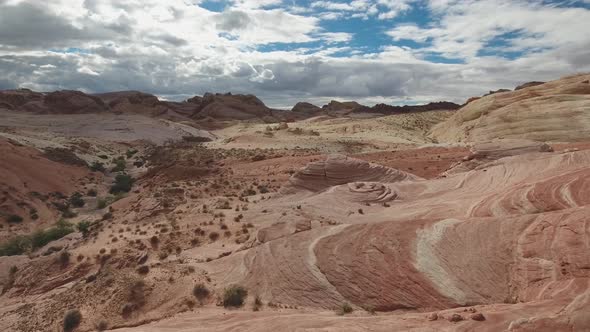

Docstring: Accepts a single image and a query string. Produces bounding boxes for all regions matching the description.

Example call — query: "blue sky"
[1,0,589,108]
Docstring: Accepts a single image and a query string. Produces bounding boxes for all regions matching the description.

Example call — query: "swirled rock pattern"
[199,147,590,331]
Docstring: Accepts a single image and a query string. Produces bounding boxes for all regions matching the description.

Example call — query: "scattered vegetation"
[111,157,126,172]
[223,285,248,308]
[63,309,82,332]
[0,219,74,256]
[110,174,134,194]
[69,192,85,208]
[77,220,91,237]
[90,161,106,172]
[121,280,146,317]
[126,149,138,158]
[87,189,97,197]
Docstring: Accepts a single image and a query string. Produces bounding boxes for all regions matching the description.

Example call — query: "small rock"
[468,307,477,313]
[448,313,464,322]
[471,313,486,321]
[427,312,438,321]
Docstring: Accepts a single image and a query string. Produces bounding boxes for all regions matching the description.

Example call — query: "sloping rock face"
[444,139,553,174]
[282,154,420,193]
[190,93,272,120]
[0,138,91,239]
[515,81,545,90]
[431,74,590,142]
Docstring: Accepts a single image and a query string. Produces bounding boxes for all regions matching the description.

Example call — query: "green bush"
[0,236,31,256]
[90,161,106,173]
[77,221,91,237]
[223,285,248,308]
[337,302,353,315]
[63,309,82,332]
[0,220,75,256]
[6,215,23,223]
[69,192,85,208]
[126,149,138,158]
[31,219,74,249]
[110,174,134,194]
[111,159,126,172]
[193,283,210,305]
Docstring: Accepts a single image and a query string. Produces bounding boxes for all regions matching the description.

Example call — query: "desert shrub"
[77,221,91,237]
[223,285,248,308]
[257,185,269,194]
[31,219,74,249]
[208,232,220,242]
[253,295,263,311]
[0,236,31,256]
[90,161,106,172]
[126,149,138,158]
[63,309,82,332]
[59,251,70,267]
[97,197,108,209]
[110,174,134,194]
[193,283,210,304]
[0,220,74,256]
[6,214,23,223]
[363,304,376,315]
[62,208,77,219]
[128,280,146,305]
[69,192,85,208]
[95,320,108,331]
[2,266,17,295]
[111,158,126,172]
[137,265,149,275]
[98,154,108,159]
[337,302,353,315]
[87,189,97,197]
[241,188,256,196]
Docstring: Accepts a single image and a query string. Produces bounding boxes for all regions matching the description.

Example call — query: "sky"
[0,0,589,108]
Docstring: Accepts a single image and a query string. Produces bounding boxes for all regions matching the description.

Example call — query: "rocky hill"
[431,73,590,142]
